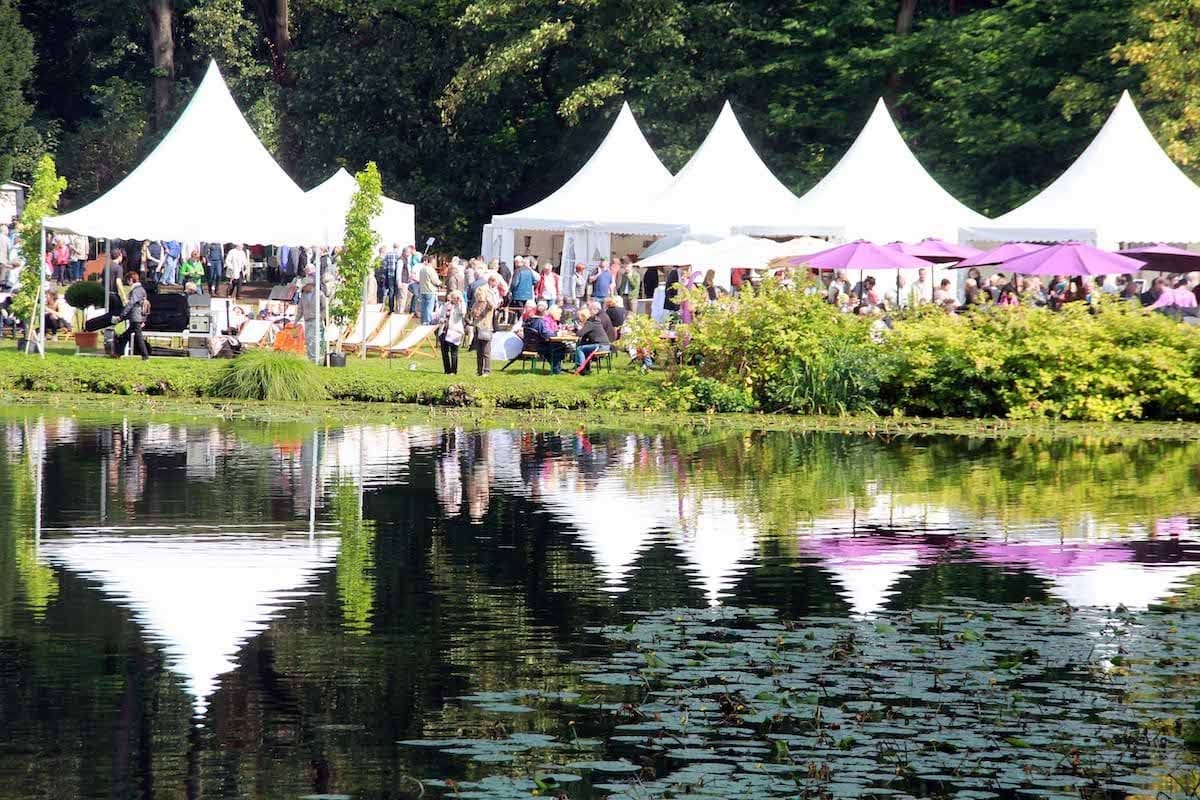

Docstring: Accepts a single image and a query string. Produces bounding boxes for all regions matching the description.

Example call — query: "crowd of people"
[5,215,1199,364]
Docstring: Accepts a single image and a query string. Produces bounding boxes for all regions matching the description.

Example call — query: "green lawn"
[0,335,663,410]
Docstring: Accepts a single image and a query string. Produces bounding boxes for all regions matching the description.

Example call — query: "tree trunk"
[254,0,291,82]
[886,0,919,95]
[896,0,919,34]
[146,0,175,132]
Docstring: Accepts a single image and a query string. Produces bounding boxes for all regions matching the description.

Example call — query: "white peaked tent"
[40,533,340,715]
[484,102,679,266]
[964,92,1200,247]
[46,61,322,244]
[639,102,840,238]
[307,168,416,248]
[790,99,989,243]
[1048,562,1199,609]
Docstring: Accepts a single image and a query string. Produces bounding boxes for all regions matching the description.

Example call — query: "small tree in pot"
[63,278,106,351]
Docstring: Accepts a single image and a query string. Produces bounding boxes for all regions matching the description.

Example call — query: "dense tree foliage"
[4,0,1194,249]
[0,0,36,183]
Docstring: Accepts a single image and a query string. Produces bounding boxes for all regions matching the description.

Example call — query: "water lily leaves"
[399,604,1200,799]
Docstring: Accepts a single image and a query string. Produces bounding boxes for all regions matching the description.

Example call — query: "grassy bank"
[0,344,658,410]
[6,387,1200,443]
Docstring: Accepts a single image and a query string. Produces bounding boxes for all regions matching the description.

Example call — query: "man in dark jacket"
[573,308,611,373]
[115,271,150,360]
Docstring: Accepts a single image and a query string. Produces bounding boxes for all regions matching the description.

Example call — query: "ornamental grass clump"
[211,350,329,402]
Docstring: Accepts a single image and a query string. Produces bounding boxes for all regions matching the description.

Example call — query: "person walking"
[225,243,248,299]
[510,257,536,307]
[469,284,496,376]
[433,290,466,374]
[163,240,181,285]
[69,234,88,282]
[114,271,150,360]
[536,262,560,306]
[418,256,441,324]
[203,242,224,295]
[298,276,325,363]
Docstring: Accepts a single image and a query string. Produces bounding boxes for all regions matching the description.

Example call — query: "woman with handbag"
[433,290,467,375]
[469,285,497,377]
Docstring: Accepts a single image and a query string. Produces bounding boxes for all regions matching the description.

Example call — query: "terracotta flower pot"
[74,331,100,351]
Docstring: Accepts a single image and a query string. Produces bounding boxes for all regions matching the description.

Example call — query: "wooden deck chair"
[341,308,389,351]
[366,313,412,352]
[387,324,439,358]
[239,319,274,347]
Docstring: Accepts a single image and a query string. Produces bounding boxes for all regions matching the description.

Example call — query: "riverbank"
[6,343,1200,441]
[7,388,1200,443]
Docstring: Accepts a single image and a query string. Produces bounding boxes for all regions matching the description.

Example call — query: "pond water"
[0,411,1198,799]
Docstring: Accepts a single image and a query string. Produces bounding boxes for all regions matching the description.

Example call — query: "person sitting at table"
[604,296,626,334]
[588,299,616,342]
[521,305,565,374]
[574,308,611,374]
[546,305,562,334]
[520,298,538,322]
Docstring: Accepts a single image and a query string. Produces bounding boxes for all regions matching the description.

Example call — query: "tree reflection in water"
[0,411,1197,799]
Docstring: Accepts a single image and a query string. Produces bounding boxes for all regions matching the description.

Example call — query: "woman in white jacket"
[433,290,467,375]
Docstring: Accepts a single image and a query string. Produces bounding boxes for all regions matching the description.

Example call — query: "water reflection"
[1,413,1199,799]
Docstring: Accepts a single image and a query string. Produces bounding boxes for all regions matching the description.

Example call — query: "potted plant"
[64,278,106,351]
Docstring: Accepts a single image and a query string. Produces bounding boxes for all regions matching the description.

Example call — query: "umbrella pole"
[105,239,111,314]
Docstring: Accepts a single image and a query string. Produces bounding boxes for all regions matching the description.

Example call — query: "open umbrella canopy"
[998,242,1144,276]
[639,240,714,268]
[790,240,932,270]
[890,238,981,263]
[639,233,722,260]
[1116,244,1200,273]
[956,242,1044,269]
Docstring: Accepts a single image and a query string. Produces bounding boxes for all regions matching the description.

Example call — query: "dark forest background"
[2,0,1197,250]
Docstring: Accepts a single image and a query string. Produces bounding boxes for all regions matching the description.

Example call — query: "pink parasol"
[889,239,982,264]
[1116,244,1200,273]
[790,240,932,271]
[955,242,1044,269]
[997,242,1144,277]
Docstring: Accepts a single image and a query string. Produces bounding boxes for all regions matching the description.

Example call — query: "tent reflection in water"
[40,533,340,716]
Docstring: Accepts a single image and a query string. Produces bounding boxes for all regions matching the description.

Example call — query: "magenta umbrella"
[889,239,982,264]
[1116,244,1200,273]
[956,242,1044,269]
[998,242,1145,277]
[790,240,932,271]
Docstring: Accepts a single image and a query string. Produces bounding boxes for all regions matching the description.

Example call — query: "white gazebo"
[40,532,340,715]
[45,61,320,245]
[483,102,678,269]
[635,102,841,239]
[791,99,989,244]
[307,168,416,249]
[963,92,1200,248]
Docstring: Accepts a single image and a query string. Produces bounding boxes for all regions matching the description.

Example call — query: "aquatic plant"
[210,350,328,402]
[402,601,1200,799]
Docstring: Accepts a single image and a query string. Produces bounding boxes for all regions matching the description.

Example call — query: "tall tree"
[251,0,290,81]
[1113,0,1200,175]
[0,0,36,184]
[146,0,175,131]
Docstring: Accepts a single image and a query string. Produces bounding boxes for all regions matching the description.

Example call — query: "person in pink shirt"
[1148,278,1198,315]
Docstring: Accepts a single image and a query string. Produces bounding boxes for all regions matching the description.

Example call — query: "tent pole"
[37,225,47,358]
[104,239,111,314]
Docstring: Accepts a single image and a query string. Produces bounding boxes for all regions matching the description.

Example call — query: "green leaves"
[330,162,383,326]
[12,154,67,330]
